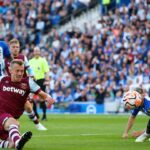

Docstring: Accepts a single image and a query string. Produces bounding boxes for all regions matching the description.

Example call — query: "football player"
[122,87,150,142]
[0,41,12,76]
[0,59,55,149]
[5,38,47,130]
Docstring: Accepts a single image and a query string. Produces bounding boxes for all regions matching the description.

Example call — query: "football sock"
[27,110,39,124]
[0,140,9,148]
[8,124,21,147]
[33,101,39,118]
[146,119,150,134]
[40,102,47,120]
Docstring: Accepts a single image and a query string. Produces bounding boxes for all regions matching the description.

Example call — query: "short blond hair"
[9,38,20,45]
[10,59,24,68]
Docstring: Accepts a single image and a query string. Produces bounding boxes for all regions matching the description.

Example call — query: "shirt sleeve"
[24,56,34,76]
[2,42,11,58]
[131,107,140,116]
[24,56,30,68]
[29,77,41,93]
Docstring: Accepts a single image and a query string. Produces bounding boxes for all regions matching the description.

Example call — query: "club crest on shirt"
[20,83,27,89]
[5,80,9,84]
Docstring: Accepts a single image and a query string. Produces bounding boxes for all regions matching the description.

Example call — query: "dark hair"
[134,87,143,94]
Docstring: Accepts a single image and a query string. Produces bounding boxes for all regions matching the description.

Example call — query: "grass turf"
[14,114,150,150]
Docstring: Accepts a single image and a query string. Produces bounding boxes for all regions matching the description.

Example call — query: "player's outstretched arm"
[122,115,136,138]
[38,91,55,105]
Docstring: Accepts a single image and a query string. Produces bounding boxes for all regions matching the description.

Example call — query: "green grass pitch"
[13,114,150,150]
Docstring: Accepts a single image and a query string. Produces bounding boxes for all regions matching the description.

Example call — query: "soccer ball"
[123,90,142,110]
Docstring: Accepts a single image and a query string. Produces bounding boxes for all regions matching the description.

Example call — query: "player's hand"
[122,133,129,139]
[46,95,55,105]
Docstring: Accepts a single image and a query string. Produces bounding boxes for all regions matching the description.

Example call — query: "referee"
[29,46,50,120]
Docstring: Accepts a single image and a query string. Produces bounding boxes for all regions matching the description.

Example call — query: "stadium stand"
[0,0,150,113]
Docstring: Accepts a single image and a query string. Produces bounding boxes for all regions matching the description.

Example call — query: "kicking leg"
[33,101,39,119]
[4,117,32,149]
[25,101,47,130]
[0,140,9,148]
[25,101,39,124]
[16,131,32,150]
[40,102,47,121]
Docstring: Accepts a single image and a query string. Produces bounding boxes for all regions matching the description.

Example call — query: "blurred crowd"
[0,0,97,44]
[0,0,150,110]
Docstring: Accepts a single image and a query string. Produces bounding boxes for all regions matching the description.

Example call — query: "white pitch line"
[33,133,111,138]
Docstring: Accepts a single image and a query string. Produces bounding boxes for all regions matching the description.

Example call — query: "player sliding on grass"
[5,38,47,130]
[0,59,55,149]
[122,87,150,142]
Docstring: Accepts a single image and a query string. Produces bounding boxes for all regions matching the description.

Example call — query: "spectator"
[0,0,149,113]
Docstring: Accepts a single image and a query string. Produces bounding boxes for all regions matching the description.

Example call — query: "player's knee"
[3,118,20,131]
[25,102,32,113]
[25,106,32,113]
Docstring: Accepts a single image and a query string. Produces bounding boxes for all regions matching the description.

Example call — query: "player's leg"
[27,95,39,119]
[40,101,47,121]
[0,139,14,148]
[0,131,15,148]
[33,99,39,119]
[0,140,9,148]
[25,100,39,124]
[0,114,20,147]
[135,119,150,142]
[0,114,15,148]
[146,119,150,134]
[3,116,32,149]
[25,101,47,130]
[37,79,47,121]
[16,131,32,150]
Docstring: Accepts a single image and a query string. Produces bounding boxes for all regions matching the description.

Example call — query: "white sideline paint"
[33,133,112,138]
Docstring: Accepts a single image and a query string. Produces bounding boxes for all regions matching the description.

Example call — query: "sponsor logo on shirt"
[3,86,25,96]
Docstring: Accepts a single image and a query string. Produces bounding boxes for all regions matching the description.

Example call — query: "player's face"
[10,43,20,57]
[10,64,24,82]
